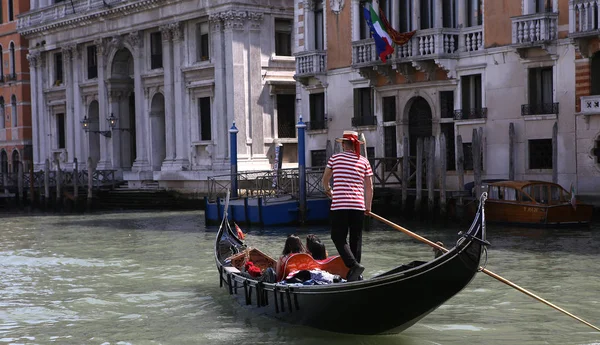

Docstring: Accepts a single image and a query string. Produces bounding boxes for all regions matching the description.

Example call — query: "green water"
[0,211,599,344]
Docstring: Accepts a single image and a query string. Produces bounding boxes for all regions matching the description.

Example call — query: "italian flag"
[363,1,394,62]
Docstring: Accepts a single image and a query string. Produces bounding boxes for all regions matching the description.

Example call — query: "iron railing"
[453,107,488,120]
[521,102,559,115]
[351,115,377,127]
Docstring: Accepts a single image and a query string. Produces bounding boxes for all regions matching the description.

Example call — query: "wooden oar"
[367,211,600,332]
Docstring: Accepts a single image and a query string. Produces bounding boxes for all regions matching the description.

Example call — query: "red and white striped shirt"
[326,151,373,211]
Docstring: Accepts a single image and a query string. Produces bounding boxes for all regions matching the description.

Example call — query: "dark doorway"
[408,97,433,156]
[277,94,296,138]
[0,150,7,173]
[591,52,600,95]
[11,150,19,173]
[129,92,137,164]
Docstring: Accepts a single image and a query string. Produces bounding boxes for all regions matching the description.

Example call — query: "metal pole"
[229,121,239,198]
[297,115,307,223]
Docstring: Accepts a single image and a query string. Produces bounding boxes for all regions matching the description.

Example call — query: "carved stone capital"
[109,36,124,50]
[305,0,317,11]
[160,24,173,41]
[248,12,263,30]
[27,51,41,68]
[170,22,183,41]
[109,90,123,102]
[220,10,247,30]
[61,45,75,60]
[126,31,143,49]
[94,38,107,57]
[209,13,222,31]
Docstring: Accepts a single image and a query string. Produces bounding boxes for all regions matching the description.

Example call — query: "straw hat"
[335,130,365,144]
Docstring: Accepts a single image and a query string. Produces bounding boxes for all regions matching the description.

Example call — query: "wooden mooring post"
[402,136,409,213]
[74,158,79,204]
[439,134,447,219]
[55,159,62,210]
[472,129,482,200]
[87,157,93,211]
[29,161,35,208]
[44,159,50,209]
[509,123,515,180]
[552,122,558,184]
[17,161,24,208]
[427,136,436,217]
[415,137,423,215]
[456,135,465,219]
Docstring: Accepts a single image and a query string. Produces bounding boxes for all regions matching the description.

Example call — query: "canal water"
[0,210,599,345]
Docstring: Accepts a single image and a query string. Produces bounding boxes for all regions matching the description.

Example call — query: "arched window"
[9,42,15,78]
[8,0,13,21]
[0,45,3,80]
[0,97,4,129]
[591,52,600,95]
[11,150,19,173]
[0,150,8,174]
[10,94,16,127]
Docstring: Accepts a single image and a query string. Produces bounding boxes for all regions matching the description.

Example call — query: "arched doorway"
[110,48,135,169]
[150,93,166,170]
[11,149,19,173]
[0,150,7,173]
[87,100,101,166]
[408,96,433,156]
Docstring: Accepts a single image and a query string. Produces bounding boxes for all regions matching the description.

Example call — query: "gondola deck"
[214,195,488,335]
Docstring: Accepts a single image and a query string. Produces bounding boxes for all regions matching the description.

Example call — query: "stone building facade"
[294,0,600,195]
[18,0,295,189]
[0,0,31,175]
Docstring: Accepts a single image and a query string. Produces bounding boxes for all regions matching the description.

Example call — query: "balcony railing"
[580,95,600,113]
[570,0,600,35]
[352,26,483,67]
[295,50,327,77]
[351,115,377,127]
[521,102,559,115]
[306,119,328,131]
[511,12,558,44]
[453,107,487,120]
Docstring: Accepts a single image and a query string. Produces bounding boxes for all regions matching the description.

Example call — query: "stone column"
[95,38,112,170]
[458,0,466,28]
[108,90,122,169]
[27,52,41,168]
[435,0,443,28]
[63,44,79,170]
[352,0,361,41]
[160,24,176,169]
[391,0,399,31]
[171,23,190,169]
[209,14,227,167]
[222,11,248,166]
[38,52,48,166]
[248,12,265,160]
[72,46,83,164]
[127,31,151,173]
[412,0,421,30]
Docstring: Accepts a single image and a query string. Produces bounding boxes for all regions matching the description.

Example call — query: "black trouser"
[330,209,364,268]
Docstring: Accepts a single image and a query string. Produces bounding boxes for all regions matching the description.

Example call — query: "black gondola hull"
[214,198,487,335]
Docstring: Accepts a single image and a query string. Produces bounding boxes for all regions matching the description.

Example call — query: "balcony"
[569,0,600,57]
[351,26,483,84]
[511,12,559,58]
[453,108,487,120]
[521,102,559,116]
[351,115,377,127]
[294,50,327,86]
[580,95,600,114]
[7,73,17,81]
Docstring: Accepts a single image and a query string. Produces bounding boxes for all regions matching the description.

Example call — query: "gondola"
[214,194,489,335]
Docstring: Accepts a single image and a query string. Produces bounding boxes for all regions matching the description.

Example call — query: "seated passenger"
[276,234,307,281]
[306,234,328,260]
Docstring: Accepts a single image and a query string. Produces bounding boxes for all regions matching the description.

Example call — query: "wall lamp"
[107,113,131,132]
[81,116,111,138]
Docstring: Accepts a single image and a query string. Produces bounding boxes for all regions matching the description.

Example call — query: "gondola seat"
[281,253,350,281]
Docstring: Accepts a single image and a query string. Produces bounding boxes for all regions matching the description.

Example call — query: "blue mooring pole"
[297,115,307,223]
[229,121,239,198]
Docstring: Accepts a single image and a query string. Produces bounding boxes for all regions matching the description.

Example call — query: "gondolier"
[322,130,374,282]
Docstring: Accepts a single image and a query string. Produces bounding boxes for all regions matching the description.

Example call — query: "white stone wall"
[20,0,295,189]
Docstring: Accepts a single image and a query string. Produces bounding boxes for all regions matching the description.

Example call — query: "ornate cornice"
[209,13,222,31]
[17,0,166,38]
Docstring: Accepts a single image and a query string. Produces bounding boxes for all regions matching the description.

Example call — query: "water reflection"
[0,210,598,344]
